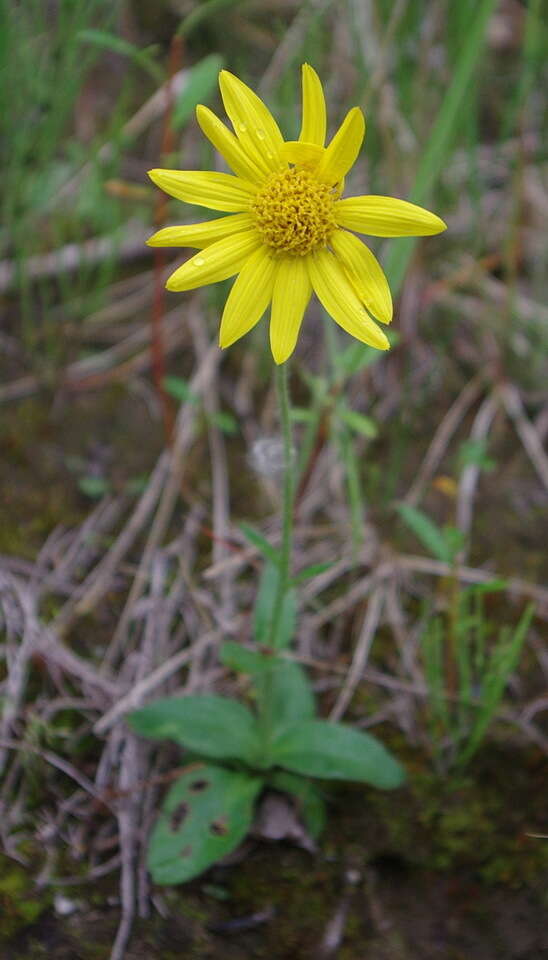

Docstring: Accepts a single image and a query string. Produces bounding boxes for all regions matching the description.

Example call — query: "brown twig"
[405,375,485,507]
[329,585,385,721]
[501,383,548,492]
[0,224,149,295]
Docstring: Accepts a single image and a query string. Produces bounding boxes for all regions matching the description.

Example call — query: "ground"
[4,741,548,958]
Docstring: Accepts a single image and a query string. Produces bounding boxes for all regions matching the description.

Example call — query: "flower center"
[252,167,336,256]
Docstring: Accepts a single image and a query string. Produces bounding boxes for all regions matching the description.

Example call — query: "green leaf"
[125,473,149,496]
[300,368,328,403]
[443,526,466,559]
[269,770,326,839]
[219,642,272,675]
[337,407,378,438]
[457,439,496,473]
[78,475,110,499]
[218,646,314,728]
[334,341,385,377]
[458,604,534,767]
[269,661,315,732]
[128,695,261,765]
[208,410,238,435]
[173,54,225,129]
[253,561,296,648]
[239,523,279,564]
[291,562,334,586]
[384,0,498,295]
[148,763,263,884]
[271,720,406,789]
[201,884,231,901]
[290,407,315,423]
[76,29,163,85]
[219,641,316,732]
[163,375,199,405]
[396,503,454,563]
[178,0,242,38]
[462,579,507,596]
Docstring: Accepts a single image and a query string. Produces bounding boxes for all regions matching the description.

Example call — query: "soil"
[4,743,548,959]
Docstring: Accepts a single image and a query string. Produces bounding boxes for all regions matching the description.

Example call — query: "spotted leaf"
[148,763,263,884]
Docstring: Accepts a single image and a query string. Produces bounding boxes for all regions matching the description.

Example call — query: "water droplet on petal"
[194,257,205,266]
[256,128,265,140]
[238,123,247,133]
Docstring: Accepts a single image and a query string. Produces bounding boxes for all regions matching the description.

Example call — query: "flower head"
[147,65,446,364]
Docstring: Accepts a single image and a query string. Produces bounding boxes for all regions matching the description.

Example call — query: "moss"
[0,399,79,557]
[363,743,548,889]
[0,857,51,941]
[0,385,163,559]
[6,778,548,960]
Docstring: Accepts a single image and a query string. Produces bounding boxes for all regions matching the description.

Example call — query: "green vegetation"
[1,0,547,956]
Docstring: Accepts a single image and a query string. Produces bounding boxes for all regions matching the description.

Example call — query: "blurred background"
[1,1,547,958]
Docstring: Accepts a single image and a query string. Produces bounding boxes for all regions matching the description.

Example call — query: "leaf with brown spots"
[209,817,228,836]
[147,763,263,885]
[170,802,188,831]
[189,779,208,793]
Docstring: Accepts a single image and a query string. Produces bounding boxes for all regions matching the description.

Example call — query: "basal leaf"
[269,770,326,839]
[271,719,405,789]
[128,695,261,765]
[148,763,263,884]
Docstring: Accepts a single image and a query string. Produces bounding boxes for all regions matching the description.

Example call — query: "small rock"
[54,894,80,916]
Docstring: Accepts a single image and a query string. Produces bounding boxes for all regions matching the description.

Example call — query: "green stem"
[257,361,295,756]
[268,361,294,649]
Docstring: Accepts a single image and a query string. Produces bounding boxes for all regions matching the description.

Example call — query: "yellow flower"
[147,65,446,364]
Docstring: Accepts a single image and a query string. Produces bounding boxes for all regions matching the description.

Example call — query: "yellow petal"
[195,105,265,184]
[219,246,276,348]
[307,248,389,351]
[166,230,261,292]
[147,213,255,249]
[316,107,365,184]
[148,169,256,212]
[270,256,312,364]
[280,140,324,167]
[219,70,285,174]
[330,229,393,324]
[335,196,447,236]
[299,63,326,147]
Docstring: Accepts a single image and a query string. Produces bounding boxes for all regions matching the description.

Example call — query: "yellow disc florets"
[252,167,336,256]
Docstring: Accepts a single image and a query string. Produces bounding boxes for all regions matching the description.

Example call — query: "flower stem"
[269,361,294,649]
[257,361,295,756]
